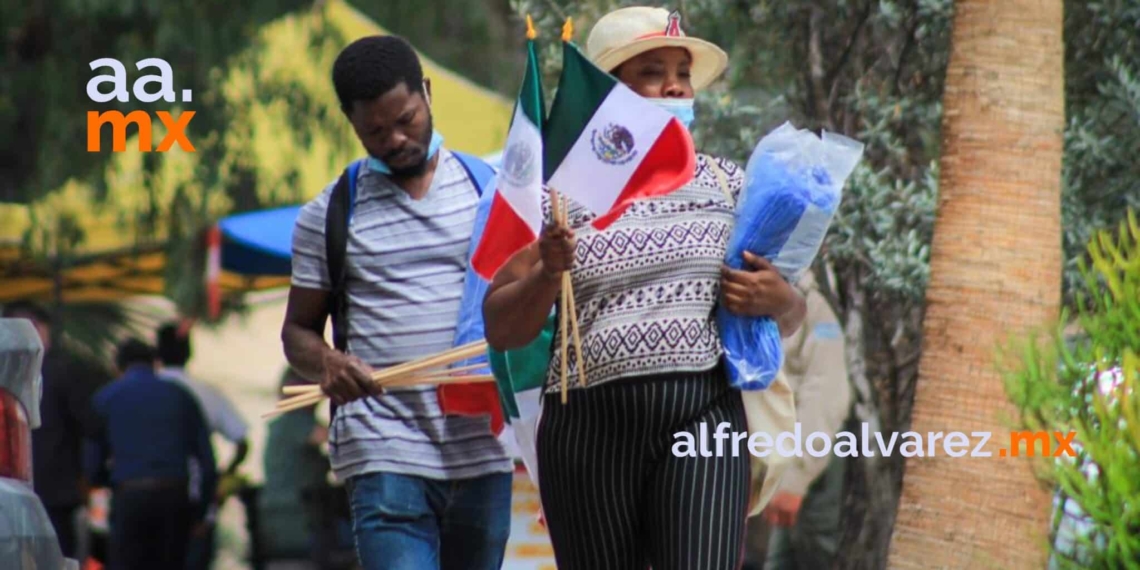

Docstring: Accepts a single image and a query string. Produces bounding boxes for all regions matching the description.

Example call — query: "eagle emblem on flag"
[501,140,538,187]
[590,123,637,165]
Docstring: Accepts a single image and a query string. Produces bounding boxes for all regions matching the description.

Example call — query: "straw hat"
[585,6,729,91]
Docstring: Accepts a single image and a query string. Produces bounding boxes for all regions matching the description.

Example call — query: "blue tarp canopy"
[219,206,301,276]
[218,153,502,277]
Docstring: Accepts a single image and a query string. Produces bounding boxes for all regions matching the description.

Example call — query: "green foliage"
[0,0,311,204]
[1061,1,1140,303]
[53,300,167,374]
[1003,211,1140,569]
[355,0,525,96]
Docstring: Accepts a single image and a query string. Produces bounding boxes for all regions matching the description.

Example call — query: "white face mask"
[647,97,695,130]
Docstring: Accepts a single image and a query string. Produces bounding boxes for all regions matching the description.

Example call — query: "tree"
[887,1,1065,567]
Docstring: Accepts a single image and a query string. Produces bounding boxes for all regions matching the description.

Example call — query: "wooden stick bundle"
[550,189,586,404]
[262,341,490,419]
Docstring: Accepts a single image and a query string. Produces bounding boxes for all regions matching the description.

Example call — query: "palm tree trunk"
[887,1,1064,568]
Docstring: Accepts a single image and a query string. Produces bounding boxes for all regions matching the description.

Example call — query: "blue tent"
[218,153,503,277]
[218,206,299,276]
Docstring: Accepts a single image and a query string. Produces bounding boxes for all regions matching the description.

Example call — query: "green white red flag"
[543,40,696,229]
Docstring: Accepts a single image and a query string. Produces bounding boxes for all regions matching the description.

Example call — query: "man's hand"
[762,492,804,527]
[320,351,379,406]
[537,222,576,281]
[720,252,797,318]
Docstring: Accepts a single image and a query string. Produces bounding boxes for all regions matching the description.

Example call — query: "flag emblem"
[501,141,539,187]
[590,123,637,165]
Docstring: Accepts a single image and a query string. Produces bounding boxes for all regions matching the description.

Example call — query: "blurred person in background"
[2,301,109,559]
[257,367,350,564]
[156,320,251,570]
[85,338,217,570]
[742,274,852,570]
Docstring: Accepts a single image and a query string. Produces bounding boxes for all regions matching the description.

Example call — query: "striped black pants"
[536,366,751,570]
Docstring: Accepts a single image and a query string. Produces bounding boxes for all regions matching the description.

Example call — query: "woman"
[483,6,806,569]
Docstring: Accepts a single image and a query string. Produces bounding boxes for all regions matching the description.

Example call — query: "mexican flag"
[463,28,552,490]
[470,34,546,281]
[543,41,697,229]
[490,313,554,490]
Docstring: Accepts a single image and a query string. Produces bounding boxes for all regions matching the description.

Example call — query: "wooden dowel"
[551,192,569,404]
[271,371,496,413]
[369,342,487,384]
[282,385,321,395]
[383,374,496,389]
[419,362,487,377]
[566,276,586,388]
[278,362,481,396]
[262,392,323,419]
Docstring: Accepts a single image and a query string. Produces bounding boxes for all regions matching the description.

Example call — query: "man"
[755,273,853,569]
[280,35,513,570]
[2,301,108,559]
[156,321,250,570]
[86,338,217,570]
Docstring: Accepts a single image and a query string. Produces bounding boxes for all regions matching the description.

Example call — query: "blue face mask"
[649,98,696,130]
[368,130,445,175]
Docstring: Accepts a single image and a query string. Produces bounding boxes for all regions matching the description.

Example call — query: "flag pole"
[553,17,587,402]
[562,201,586,391]
[550,188,569,404]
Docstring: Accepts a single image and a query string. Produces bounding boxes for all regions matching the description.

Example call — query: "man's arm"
[281,286,377,405]
[281,287,335,383]
[777,292,808,339]
[203,383,251,475]
[226,441,249,475]
[185,393,218,519]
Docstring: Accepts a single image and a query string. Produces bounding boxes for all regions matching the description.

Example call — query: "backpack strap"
[325,159,365,354]
[450,150,495,196]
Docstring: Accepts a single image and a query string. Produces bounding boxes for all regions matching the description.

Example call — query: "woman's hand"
[720,251,798,319]
[538,222,576,280]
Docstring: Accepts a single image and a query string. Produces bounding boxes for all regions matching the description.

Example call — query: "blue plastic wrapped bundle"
[718,122,864,390]
[452,178,499,369]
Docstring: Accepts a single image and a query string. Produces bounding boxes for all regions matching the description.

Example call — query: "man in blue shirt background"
[85,338,217,570]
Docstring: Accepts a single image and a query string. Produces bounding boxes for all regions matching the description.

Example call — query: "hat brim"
[592,36,729,92]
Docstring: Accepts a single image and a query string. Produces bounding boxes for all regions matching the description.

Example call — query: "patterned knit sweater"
[544,154,744,393]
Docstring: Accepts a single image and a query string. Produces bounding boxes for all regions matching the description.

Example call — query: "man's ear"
[423,77,432,106]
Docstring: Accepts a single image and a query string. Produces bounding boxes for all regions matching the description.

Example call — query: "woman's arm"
[483,223,576,350]
[721,251,807,338]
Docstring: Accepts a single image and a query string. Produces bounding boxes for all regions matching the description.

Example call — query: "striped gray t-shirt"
[290,149,512,482]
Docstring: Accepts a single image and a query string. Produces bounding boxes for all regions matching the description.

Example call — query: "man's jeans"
[346,471,512,570]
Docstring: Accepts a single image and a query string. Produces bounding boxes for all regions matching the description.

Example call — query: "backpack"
[323,150,496,419]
